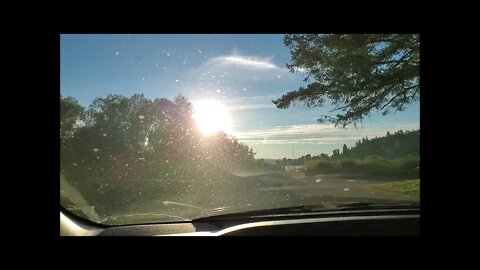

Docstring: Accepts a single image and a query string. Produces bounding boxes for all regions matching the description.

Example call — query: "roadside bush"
[340,159,356,172]
[304,160,335,175]
[390,156,419,176]
[303,160,318,176]
[302,155,419,177]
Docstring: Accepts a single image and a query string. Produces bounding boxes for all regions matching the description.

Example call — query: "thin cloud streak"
[223,94,281,111]
[228,103,275,111]
[212,55,279,70]
[235,122,420,145]
[179,54,304,99]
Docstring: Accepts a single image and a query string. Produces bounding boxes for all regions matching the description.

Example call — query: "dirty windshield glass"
[60,34,420,225]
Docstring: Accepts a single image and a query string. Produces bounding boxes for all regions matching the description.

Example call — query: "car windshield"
[60,34,420,226]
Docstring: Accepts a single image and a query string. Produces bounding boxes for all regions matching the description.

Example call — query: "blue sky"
[60,34,419,159]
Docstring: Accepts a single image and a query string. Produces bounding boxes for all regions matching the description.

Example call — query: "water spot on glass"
[72,163,78,166]
[138,115,145,119]
[216,89,221,93]
[316,179,322,183]
[198,49,202,54]
[96,156,100,159]
[102,133,107,137]
[92,148,100,152]
[115,51,119,56]
[175,79,179,82]
[344,187,350,191]
[242,88,247,91]
[125,163,129,167]
[163,67,167,70]
[142,77,145,81]
[277,75,282,78]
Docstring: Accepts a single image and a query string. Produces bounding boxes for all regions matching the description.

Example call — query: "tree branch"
[380,84,418,110]
[375,49,413,66]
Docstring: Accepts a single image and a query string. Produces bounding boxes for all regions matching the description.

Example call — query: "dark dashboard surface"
[89,209,419,236]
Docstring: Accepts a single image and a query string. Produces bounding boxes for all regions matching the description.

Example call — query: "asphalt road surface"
[91,171,419,224]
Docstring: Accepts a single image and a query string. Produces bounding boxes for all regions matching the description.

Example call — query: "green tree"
[331,149,340,159]
[273,34,420,127]
[61,94,259,189]
[342,144,350,157]
[60,96,85,146]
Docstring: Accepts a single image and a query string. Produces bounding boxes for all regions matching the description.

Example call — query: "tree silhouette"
[60,94,263,207]
[273,34,420,127]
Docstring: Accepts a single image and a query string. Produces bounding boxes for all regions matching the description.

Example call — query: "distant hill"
[280,129,419,165]
[301,129,420,176]
[261,159,279,165]
[340,129,419,159]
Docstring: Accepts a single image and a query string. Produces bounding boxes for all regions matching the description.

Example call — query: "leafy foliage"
[60,94,264,210]
[273,34,420,127]
[294,129,419,176]
[303,156,419,177]
[373,179,420,197]
[60,95,85,146]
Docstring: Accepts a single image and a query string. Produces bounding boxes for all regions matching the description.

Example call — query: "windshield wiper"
[98,213,192,225]
[335,202,419,210]
[192,203,333,222]
[192,201,419,222]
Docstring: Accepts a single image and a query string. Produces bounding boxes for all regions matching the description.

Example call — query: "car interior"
[60,207,419,236]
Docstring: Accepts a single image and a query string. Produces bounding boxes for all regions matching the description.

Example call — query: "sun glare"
[192,100,233,135]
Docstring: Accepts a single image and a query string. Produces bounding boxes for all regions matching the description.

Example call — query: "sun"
[192,100,233,135]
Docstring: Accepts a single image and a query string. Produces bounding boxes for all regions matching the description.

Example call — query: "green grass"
[303,156,419,176]
[373,179,420,197]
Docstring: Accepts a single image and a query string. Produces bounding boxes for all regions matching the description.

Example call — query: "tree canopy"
[60,95,85,146]
[60,94,269,208]
[273,34,420,127]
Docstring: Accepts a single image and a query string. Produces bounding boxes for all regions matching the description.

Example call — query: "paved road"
[94,171,418,224]
[257,172,418,202]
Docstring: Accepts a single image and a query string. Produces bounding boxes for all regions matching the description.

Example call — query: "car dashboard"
[61,208,419,236]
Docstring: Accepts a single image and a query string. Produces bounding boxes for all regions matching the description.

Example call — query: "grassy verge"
[303,156,419,177]
[372,179,420,197]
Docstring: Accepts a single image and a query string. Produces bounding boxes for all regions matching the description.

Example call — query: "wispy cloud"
[175,53,307,100]
[223,93,281,111]
[211,55,279,70]
[229,103,275,111]
[183,54,292,87]
[224,93,283,102]
[234,122,420,145]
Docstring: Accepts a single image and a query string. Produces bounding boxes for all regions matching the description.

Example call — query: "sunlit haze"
[192,100,233,135]
[61,34,420,158]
